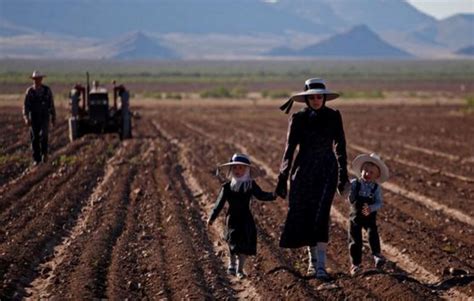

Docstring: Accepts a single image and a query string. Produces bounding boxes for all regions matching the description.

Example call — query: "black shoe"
[237,271,246,279]
[374,255,385,269]
[227,266,236,276]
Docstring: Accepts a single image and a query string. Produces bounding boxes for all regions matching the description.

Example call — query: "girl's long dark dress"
[209,181,275,255]
[279,106,348,248]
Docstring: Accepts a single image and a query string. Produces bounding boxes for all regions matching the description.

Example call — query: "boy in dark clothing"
[207,153,276,279]
[348,153,389,276]
[23,70,56,165]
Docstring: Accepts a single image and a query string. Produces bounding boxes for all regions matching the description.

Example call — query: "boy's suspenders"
[355,181,378,203]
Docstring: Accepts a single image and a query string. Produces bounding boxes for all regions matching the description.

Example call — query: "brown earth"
[0,98,473,300]
[1,78,473,95]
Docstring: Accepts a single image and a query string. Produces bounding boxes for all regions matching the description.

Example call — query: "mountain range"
[267,25,412,58]
[0,0,472,59]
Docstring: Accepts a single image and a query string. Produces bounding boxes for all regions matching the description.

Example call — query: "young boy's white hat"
[216,153,261,177]
[280,78,340,113]
[352,153,389,183]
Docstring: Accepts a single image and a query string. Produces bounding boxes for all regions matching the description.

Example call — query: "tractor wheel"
[120,90,132,139]
[68,117,78,142]
[121,111,132,139]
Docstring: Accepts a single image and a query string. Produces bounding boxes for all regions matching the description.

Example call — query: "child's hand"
[362,203,371,216]
[338,181,351,199]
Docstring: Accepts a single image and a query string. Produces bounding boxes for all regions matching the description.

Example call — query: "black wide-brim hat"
[280,78,339,113]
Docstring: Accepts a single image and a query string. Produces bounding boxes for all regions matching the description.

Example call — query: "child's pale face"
[232,164,248,178]
[361,163,380,182]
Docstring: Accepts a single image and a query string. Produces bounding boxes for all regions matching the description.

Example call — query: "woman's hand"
[207,217,213,226]
[275,174,288,199]
[338,181,351,199]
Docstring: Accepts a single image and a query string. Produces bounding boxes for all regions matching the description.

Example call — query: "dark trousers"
[30,119,49,163]
[349,214,381,266]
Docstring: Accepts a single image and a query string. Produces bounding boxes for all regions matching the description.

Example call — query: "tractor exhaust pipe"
[86,72,90,106]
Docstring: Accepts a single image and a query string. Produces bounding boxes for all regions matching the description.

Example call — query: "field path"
[1,101,472,299]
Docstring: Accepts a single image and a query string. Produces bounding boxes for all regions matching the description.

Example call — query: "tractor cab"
[88,85,109,124]
[68,73,132,142]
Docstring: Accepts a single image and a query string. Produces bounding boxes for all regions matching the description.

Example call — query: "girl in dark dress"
[275,78,350,279]
[208,153,276,278]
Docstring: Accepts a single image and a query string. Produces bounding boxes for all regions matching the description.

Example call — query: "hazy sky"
[407,0,474,19]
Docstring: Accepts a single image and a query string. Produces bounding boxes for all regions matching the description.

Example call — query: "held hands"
[361,203,371,216]
[207,217,213,226]
[275,174,288,199]
[337,181,351,199]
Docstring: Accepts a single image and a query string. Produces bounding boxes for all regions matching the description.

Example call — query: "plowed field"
[1,99,473,300]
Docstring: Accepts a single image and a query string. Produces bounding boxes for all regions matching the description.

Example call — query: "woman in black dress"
[275,78,350,279]
[208,153,276,278]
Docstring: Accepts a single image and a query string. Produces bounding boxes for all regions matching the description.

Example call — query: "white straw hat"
[280,78,339,113]
[30,70,46,79]
[351,153,389,183]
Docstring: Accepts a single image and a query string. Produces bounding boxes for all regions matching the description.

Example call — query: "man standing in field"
[23,70,56,166]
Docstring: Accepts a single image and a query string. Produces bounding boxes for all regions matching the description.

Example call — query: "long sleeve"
[23,88,31,118]
[369,186,383,212]
[334,110,348,185]
[279,113,300,179]
[209,186,227,222]
[47,87,56,119]
[348,179,358,204]
[252,181,276,201]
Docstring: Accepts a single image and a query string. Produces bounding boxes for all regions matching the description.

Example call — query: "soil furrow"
[188,113,472,224]
[1,100,472,300]
[155,118,327,299]
[0,120,69,186]
[25,140,128,299]
[153,121,267,300]
[158,113,440,298]
[172,110,468,300]
[0,137,118,300]
[347,144,474,220]
[51,141,140,299]
[349,142,474,184]
[0,137,90,212]
[105,140,155,299]
[149,123,235,299]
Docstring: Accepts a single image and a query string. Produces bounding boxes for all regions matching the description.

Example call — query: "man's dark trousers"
[30,117,49,163]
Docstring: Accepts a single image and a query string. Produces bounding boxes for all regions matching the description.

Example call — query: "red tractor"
[68,73,132,141]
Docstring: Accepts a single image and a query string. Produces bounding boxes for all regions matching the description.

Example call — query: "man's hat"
[280,78,339,113]
[351,153,389,183]
[30,70,46,79]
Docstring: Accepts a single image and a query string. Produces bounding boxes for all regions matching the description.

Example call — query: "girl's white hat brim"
[219,162,252,168]
[289,89,339,103]
[216,163,262,178]
[352,153,389,183]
